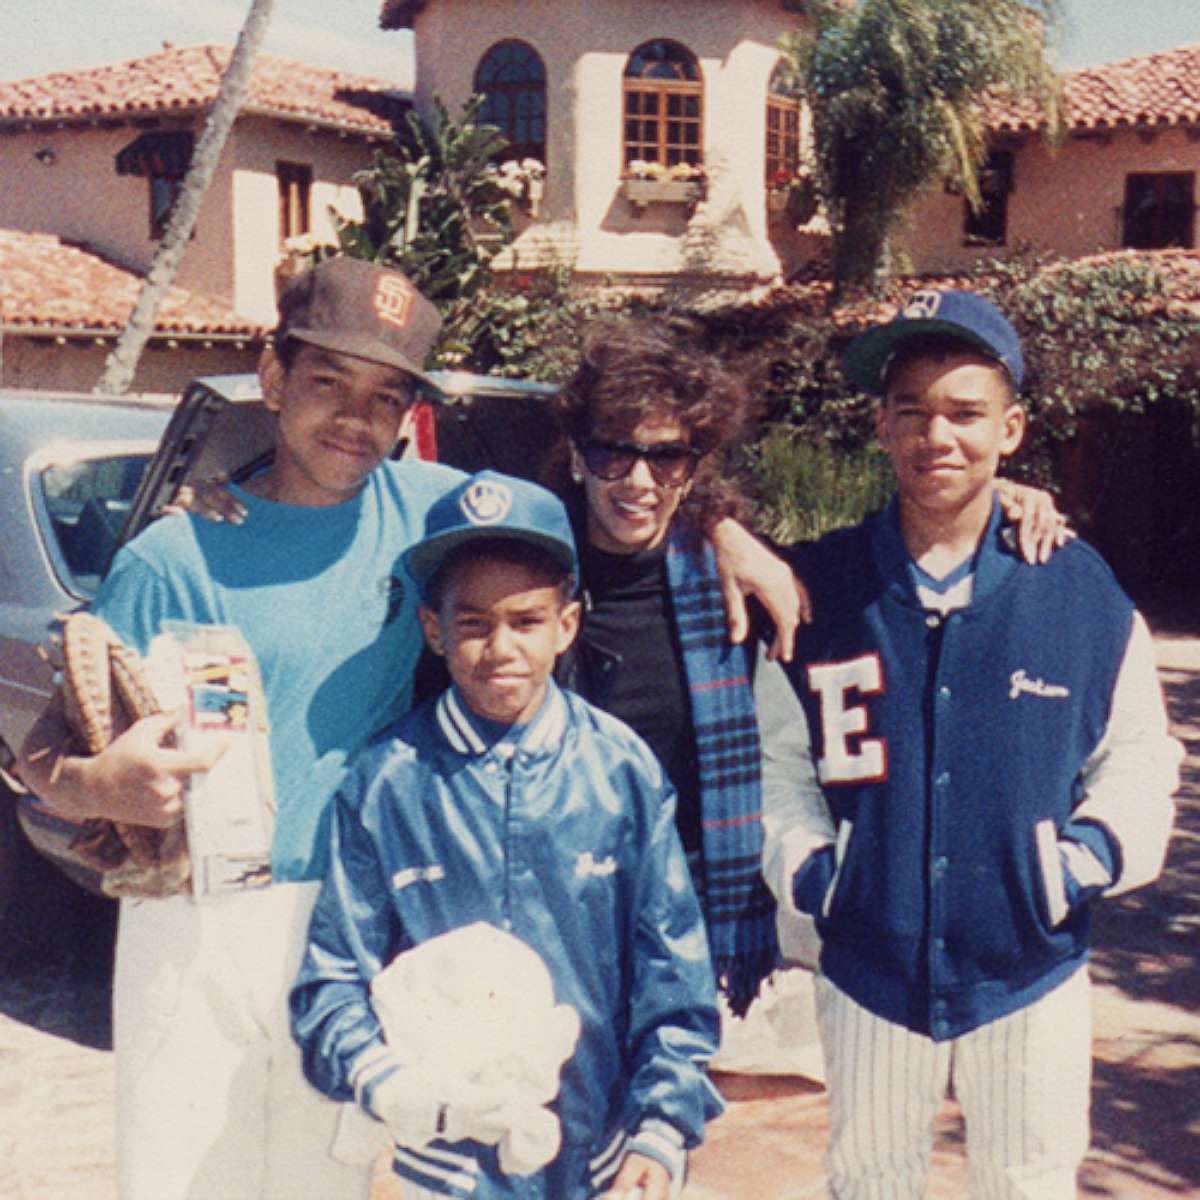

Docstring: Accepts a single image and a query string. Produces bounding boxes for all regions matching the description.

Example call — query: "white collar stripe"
[438,690,485,755]
[436,687,567,757]
[523,688,566,752]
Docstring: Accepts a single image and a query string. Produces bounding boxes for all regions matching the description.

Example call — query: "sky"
[2,0,1200,87]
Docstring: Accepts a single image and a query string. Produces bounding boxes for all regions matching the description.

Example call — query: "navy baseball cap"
[404,471,578,596]
[842,289,1024,394]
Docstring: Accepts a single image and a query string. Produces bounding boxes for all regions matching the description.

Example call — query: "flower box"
[622,177,705,212]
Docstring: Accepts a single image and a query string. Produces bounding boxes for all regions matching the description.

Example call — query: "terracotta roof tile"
[0,44,406,136]
[0,229,266,339]
[988,43,1200,134]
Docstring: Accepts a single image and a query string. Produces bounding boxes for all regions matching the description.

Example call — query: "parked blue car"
[0,372,559,946]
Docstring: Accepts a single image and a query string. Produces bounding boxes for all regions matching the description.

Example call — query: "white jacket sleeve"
[755,647,833,966]
[1070,611,1181,895]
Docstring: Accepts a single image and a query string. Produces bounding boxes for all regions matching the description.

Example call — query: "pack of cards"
[146,622,275,899]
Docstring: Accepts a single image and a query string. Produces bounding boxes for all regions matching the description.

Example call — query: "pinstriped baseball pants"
[814,966,1090,1199]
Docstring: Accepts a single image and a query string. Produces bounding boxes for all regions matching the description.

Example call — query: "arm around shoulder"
[710,517,810,661]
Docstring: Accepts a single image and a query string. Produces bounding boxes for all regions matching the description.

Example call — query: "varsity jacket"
[762,499,1179,1041]
[290,681,723,1198]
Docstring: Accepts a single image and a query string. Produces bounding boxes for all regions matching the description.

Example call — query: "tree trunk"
[830,200,893,304]
[95,0,277,395]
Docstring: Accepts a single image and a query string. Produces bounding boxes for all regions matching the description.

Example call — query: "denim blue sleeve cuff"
[791,843,837,916]
[1059,819,1118,909]
[1061,817,1120,880]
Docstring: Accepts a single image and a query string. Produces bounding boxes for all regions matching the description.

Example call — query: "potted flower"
[767,171,820,226]
[767,167,792,214]
[622,159,706,211]
[493,158,547,216]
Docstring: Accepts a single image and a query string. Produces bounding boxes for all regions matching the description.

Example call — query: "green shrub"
[749,425,894,543]
[443,265,609,380]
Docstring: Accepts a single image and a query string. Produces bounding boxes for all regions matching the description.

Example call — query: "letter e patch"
[808,654,887,784]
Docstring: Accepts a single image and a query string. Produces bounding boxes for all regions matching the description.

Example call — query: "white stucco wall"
[226,116,368,324]
[902,126,1200,274]
[410,0,810,283]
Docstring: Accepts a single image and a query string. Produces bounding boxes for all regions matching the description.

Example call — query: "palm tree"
[781,0,1062,298]
[95,0,276,395]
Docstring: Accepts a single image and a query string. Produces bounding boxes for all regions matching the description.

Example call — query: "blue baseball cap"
[842,289,1024,394]
[404,470,578,596]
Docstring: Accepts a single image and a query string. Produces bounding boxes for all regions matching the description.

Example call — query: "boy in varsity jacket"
[291,472,722,1200]
[761,290,1180,1199]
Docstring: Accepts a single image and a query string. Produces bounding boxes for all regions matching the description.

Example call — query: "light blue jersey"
[93,458,466,880]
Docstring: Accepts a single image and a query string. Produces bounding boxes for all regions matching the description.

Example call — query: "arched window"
[622,40,703,170]
[474,40,546,163]
[765,59,802,187]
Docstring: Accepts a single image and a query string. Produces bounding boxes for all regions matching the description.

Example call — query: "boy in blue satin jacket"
[291,471,723,1200]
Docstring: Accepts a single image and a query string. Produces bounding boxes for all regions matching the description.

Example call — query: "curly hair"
[546,315,760,536]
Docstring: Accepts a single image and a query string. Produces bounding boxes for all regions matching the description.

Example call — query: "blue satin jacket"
[290,682,723,1198]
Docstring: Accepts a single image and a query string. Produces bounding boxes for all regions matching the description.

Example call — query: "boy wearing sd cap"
[291,472,723,1200]
[19,257,467,1199]
[761,290,1179,1197]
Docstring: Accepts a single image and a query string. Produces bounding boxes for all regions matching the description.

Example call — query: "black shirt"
[574,539,703,854]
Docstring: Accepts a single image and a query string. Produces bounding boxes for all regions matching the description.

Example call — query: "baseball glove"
[51,612,191,899]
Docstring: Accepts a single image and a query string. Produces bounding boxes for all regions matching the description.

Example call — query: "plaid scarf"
[667,533,778,1016]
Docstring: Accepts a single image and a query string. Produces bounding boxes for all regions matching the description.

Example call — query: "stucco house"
[904,42,1200,274]
[379,0,815,290]
[381,2,1200,294]
[0,44,406,390]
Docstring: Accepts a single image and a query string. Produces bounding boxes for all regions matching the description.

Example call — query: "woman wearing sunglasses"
[547,316,789,1018]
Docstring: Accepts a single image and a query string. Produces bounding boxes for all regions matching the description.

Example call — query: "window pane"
[277,161,312,244]
[626,40,699,82]
[38,454,153,596]
[1123,173,1195,249]
[474,40,547,160]
[622,41,703,169]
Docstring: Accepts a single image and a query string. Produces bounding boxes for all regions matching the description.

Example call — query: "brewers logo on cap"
[373,275,416,330]
[460,479,513,526]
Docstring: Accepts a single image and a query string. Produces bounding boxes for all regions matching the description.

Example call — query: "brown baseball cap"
[275,257,442,386]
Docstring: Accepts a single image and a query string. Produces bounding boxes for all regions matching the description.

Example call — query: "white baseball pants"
[814,966,1091,1199]
[113,881,371,1200]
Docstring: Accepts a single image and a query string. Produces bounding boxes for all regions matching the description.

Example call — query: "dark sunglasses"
[577,439,703,487]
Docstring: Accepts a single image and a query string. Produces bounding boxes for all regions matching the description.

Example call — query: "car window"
[34,450,154,597]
